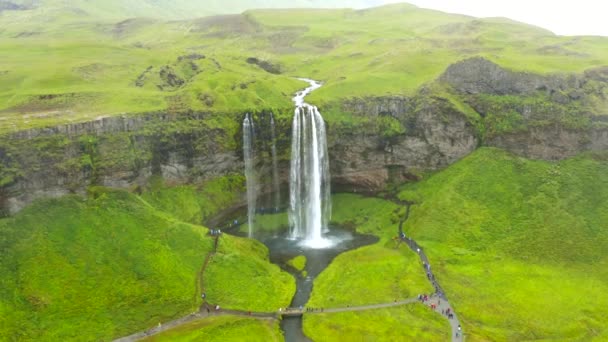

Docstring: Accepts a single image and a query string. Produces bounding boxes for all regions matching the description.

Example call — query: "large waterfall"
[270,113,280,210]
[243,113,256,238]
[289,79,332,248]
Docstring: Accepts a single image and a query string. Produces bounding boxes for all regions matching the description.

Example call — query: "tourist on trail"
[417,248,420,254]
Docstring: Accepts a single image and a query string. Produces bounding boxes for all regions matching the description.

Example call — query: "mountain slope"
[0,3,606,133]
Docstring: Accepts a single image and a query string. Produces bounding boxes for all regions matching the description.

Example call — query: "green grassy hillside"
[1,3,607,132]
[399,148,608,340]
[0,187,294,341]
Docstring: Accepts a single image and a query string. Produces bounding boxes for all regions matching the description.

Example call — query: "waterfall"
[243,113,256,238]
[270,113,280,210]
[289,104,331,247]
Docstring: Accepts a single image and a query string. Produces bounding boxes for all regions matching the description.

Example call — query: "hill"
[0,3,607,132]
[0,186,295,341]
[399,148,608,340]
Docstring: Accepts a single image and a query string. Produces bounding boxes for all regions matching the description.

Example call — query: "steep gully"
[115,81,463,341]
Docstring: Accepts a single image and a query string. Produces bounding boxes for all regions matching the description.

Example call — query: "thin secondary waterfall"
[270,113,280,210]
[289,79,332,248]
[243,113,256,238]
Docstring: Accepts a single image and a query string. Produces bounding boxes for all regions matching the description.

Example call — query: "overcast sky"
[374,0,608,36]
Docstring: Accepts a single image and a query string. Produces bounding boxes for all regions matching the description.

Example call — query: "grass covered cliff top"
[1,2,607,132]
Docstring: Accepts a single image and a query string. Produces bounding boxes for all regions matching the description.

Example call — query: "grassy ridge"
[142,315,284,342]
[0,186,294,340]
[399,148,608,340]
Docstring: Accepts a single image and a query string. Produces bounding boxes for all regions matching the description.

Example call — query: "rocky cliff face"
[0,112,243,214]
[441,57,608,159]
[0,95,479,214]
[441,56,585,98]
[486,125,608,160]
[1,57,607,214]
[330,96,478,190]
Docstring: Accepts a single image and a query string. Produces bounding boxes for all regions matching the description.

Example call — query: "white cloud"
[376,0,608,36]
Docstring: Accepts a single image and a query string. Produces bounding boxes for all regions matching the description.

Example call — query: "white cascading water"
[289,79,332,248]
[270,113,280,210]
[243,113,257,238]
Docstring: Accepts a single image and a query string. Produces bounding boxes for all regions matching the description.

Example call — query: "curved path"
[116,231,464,341]
[115,299,423,341]
[397,202,463,341]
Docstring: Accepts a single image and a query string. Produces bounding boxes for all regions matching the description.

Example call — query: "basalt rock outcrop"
[441,57,608,159]
[441,56,584,97]
[330,96,478,190]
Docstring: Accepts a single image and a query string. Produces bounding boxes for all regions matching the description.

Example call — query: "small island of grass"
[287,255,307,272]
